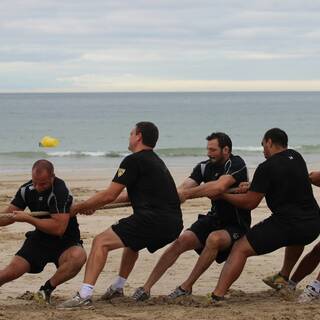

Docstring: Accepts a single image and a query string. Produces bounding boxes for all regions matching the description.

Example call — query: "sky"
[1,0,320,92]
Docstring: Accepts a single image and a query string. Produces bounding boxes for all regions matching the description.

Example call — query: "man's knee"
[92,230,119,251]
[231,237,255,257]
[205,231,228,250]
[170,232,198,253]
[68,247,87,266]
[0,258,30,283]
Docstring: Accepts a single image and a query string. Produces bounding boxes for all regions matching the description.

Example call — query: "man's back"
[252,149,319,219]
[113,149,181,217]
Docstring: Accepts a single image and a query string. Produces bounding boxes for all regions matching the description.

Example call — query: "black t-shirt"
[11,177,80,245]
[112,149,182,224]
[250,149,320,221]
[190,154,251,228]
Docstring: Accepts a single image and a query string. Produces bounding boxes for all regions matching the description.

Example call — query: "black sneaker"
[99,286,124,301]
[168,286,192,299]
[210,293,225,304]
[132,287,150,301]
[33,286,52,304]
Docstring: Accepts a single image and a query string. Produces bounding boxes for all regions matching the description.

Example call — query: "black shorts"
[111,214,183,253]
[16,236,83,274]
[188,214,247,263]
[246,215,320,255]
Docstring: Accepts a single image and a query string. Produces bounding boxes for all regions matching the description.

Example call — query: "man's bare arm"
[309,171,320,187]
[221,191,264,210]
[71,182,125,215]
[183,175,237,201]
[12,211,70,236]
[0,204,20,226]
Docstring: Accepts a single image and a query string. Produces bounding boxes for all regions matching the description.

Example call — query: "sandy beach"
[0,166,319,320]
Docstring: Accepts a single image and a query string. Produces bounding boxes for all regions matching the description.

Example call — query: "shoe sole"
[56,305,94,310]
[262,279,286,290]
[99,294,124,301]
[168,293,191,299]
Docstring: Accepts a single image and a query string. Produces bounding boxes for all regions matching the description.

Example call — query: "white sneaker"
[298,285,320,303]
[57,292,94,309]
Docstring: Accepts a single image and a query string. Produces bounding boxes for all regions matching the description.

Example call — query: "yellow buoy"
[39,136,60,148]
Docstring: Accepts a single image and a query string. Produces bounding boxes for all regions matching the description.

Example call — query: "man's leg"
[0,256,30,286]
[34,246,86,303]
[50,246,87,287]
[142,230,201,293]
[291,242,320,284]
[280,245,304,278]
[179,230,232,293]
[213,236,256,298]
[263,245,305,290]
[57,228,125,309]
[118,247,139,279]
[101,247,139,299]
[83,228,124,286]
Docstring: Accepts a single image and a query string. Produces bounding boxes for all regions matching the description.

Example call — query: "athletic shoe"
[168,286,191,299]
[33,287,52,304]
[298,285,320,303]
[262,272,288,290]
[210,293,225,304]
[56,292,94,310]
[132,287,150,301]
[99,286,124,301]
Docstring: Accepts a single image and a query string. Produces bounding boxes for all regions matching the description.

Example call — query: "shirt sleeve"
[11,187,27,210]
[112,155,139,188]
[225,157,248,185]
[249,163,271,194]
[189,163,203,185]
[48,185,73,214]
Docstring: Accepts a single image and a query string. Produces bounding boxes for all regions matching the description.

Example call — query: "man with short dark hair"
[131,132,250,301]
[210,128,320,303]
[0,160,86,303]
[58,121,183,309]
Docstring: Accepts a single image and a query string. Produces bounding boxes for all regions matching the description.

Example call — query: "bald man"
[0,160,86,304]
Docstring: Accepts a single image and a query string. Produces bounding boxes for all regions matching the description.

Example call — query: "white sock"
[111,276,127,290]
[79,283,94,299]
[310,280,320,293]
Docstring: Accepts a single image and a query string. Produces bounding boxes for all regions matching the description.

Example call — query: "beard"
[209,156,223,165]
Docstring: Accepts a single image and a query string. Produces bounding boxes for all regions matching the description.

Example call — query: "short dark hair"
[263,128,288,148]
[206,132,232,153]
[135,121,159,148]
[32,159,54,177]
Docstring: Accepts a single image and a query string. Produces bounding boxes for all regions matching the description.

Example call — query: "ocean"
[1,92,320,173]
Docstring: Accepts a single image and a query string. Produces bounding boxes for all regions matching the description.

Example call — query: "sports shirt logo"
[117,168,126,177]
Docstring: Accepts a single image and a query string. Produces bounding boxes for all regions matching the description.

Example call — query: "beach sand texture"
[0,168,319,320]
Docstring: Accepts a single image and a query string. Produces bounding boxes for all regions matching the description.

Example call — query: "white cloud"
[1,1,320,92]
[224,50,313,60]
[55,74,320,92]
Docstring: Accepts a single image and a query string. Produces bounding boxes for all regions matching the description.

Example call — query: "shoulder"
[18,180,34,192]
[229,155,246,166]
[52,177,71,196]
[224,155,247,173]
[255,159,270,173]
[53,177,67,189]
[194,159,211,169]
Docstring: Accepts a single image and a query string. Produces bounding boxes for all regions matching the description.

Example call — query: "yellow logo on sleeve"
[117,168,126,177]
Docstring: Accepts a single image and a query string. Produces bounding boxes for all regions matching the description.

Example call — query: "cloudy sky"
[1,0,320,92]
